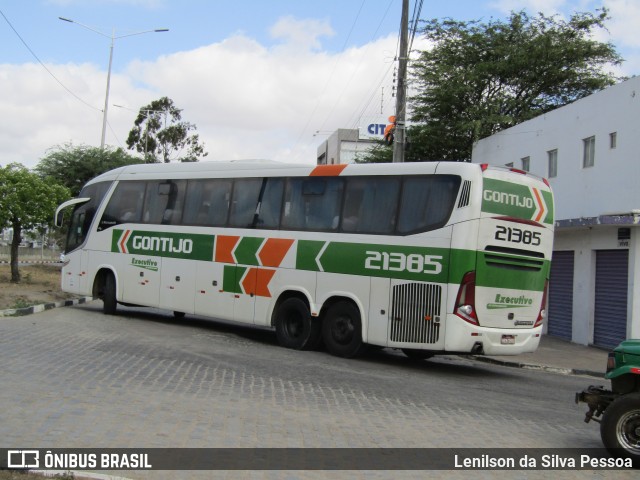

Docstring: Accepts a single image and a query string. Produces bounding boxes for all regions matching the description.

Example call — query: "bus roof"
[84,160,548,187]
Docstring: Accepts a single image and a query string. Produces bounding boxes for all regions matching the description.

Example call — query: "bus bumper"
[444,315,543,356]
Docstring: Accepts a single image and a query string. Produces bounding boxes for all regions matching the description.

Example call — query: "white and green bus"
[56,160,554,359]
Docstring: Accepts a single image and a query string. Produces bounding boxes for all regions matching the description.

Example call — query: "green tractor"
[576,339,640,466]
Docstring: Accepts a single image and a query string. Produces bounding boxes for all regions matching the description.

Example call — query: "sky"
[1,0,640,169]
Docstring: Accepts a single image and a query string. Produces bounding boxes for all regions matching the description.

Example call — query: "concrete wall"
[472,76,640,221]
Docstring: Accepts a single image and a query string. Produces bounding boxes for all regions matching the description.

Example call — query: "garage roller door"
[547,251,574,341]
[593,250,628,349]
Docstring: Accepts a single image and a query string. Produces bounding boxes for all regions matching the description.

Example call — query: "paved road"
[0,302,634,479]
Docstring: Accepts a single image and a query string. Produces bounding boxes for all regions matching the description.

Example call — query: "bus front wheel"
[322,301,365,358]
[103,272,117,315]
[275,297,321,350]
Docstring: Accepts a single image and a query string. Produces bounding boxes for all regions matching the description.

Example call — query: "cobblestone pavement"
[0,302,635,479]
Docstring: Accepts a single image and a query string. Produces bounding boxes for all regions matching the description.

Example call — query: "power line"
[408,0,424,53]
[290,0,367,160]
[320,0,397,136]
[0,8,101,112]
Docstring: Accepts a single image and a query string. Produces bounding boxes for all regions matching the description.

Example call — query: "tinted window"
[256,178,284,229]
[142,180,186,225]
[183,179,232,226]
[229,178,263,228]
[100,181,146,226]
[397,175,460,234]
[342,177,400,234]
[66,181,112,251]
[282,177,344,231]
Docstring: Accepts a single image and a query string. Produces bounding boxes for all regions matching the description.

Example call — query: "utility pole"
[392,0,409,163]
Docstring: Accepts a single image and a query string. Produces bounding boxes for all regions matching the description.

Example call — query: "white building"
[317,117,391,165]
[472,76,640,348]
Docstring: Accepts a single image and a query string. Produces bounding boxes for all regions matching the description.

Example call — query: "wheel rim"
[330,314,354,345]
[616,410,640,453]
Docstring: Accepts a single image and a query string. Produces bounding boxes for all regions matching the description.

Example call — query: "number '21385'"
[365,251,443,274]
[495,226,541,245]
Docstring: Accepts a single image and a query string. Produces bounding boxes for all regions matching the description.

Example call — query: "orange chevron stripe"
[241,267,258,295]
[215,235,240,263]
[119,229,131,253]
[258,238,294,267]
[310,164,348,176]
[255,268,276,297]
[532,188,545,222]
[241,268,276,297]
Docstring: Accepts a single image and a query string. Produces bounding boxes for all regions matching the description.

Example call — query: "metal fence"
[0,246,60,262]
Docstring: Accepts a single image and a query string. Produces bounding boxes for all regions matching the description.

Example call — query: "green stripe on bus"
[234,236,264,265]
[297,241,478,284]
[223,265,244,294]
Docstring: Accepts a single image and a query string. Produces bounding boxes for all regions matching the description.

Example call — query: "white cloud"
[0,16,397,169]
[489,0,570,15]
[269,16,335,52]
[604,0,640,49]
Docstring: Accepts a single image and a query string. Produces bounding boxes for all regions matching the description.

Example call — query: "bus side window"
[255,178,284,228]
[229,178,263,228]
[100,181,146,226]
[397,176,461,234]
[342,177,400,234]
[282,178,343,231]
[141,180,186,225]
[183,179,232,226]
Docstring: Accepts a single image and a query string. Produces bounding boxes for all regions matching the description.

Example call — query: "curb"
[469,354,605,379]
[0,296,95,317]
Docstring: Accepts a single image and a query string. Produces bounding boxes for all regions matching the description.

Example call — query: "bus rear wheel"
[322,301,365,358]
[275,297,321,350]
[102,272,117,315]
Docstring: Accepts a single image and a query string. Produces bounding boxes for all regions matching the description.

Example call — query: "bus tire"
[322,301,365,358]
[275,297,321,350]
[103,272,117,315]
[401,349,434,361]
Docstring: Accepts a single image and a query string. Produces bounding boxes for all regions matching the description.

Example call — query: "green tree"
[0,164,70,282]
[360,9,623,163]
[126,97,208,163]
[411,9,622,161]
[35,143,142,197]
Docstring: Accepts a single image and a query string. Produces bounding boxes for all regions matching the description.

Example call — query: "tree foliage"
[409,9,623,161]
[126,97,208,163]
[0,164,70,282]
[35,143,142,197]
[359,9,623,163]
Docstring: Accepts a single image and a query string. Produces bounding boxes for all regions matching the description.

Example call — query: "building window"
[521,156,530,172]
[548,149,558,178]
[583,136,595,168]
[610,132,617,149]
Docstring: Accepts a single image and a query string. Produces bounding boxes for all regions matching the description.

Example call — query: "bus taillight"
[455,271,478,325]
[534,280,549,328]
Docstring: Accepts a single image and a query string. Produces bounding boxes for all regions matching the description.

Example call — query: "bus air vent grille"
[484,246,544,272]
[390,283,442,343]
[457,180,471,208]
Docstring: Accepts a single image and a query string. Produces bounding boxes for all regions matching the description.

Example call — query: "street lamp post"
[59,17,168,148]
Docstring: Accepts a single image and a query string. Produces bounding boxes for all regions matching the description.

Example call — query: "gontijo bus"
[55,160,554,359]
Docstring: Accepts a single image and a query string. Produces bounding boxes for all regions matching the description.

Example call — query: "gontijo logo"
[482,178,553,224]
[112,229,215,261]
